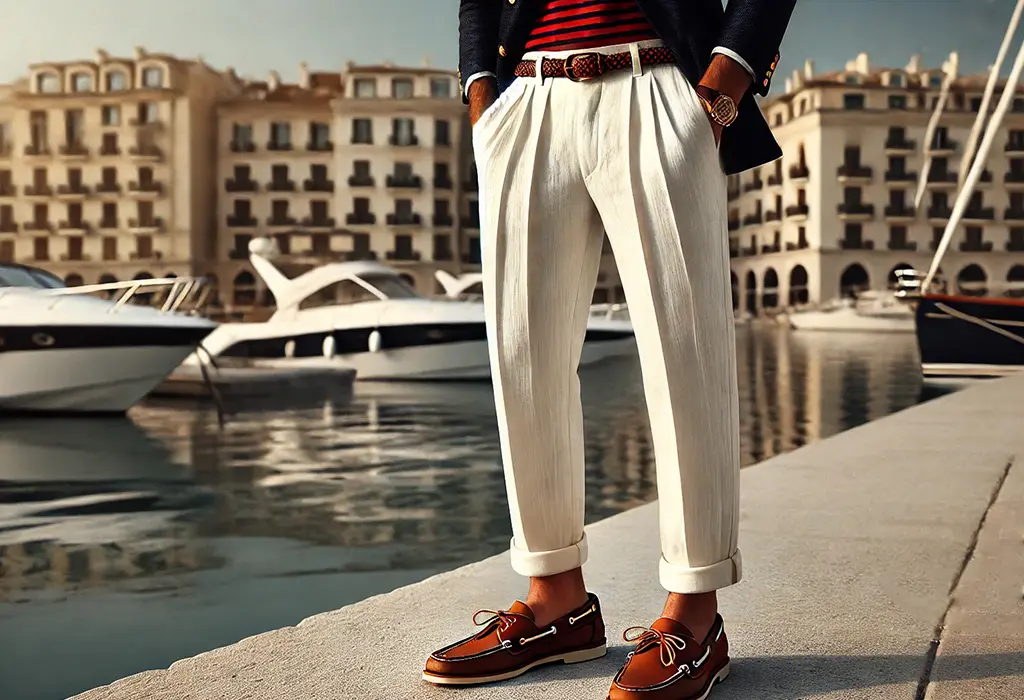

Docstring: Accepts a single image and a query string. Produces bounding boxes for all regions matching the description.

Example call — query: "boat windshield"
[0,265,66,289]
[358,272,422,300]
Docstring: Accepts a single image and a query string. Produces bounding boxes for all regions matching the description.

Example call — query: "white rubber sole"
[422,642,608,686]
[697,661,731,699]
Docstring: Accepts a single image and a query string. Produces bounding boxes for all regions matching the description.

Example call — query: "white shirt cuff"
[711,47,755,79]
[464,71,496,98]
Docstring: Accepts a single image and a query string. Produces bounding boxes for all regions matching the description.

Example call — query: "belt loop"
[534,56,544,86]
[629,43,642,77]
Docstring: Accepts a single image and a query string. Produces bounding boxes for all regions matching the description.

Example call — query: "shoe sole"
[605,660,731,700]
[422,642,608,686]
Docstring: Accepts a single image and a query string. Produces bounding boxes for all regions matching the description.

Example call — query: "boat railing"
[39,276,213,315]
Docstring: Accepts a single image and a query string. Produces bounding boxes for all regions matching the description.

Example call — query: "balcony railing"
[56,184,91,196]
[786,239,810,251]
[128,145,163,159]
[99,219,118,229]
[788,165,810,180]
[927,169,957,184]
[962,207,995,220]
[386,213,422,226]
[99,144,121,156]
[386,175,423,189]
[348,176,375,188]
[266,180,296,192]
[887,240,917,251]
[266,216,298,227]
[434,176,454,189]
[24,221,53,231]
[1007,171,1024,183]
[58,143,89,157]
[385,250,422,261]
[1007,239,1024,252]
[24,145,50,156]
[743,180,764,192]
[884,170,917,182]
[129,180,163,194]
[928,138,957,152]
[959,240,994,252]
[301,217,336,228]
[346,213,376,225]
[230,141,256,153]
[766,173,783,186]
[432,214,454,227]
[785,204,809,217]
[388,135,420,146]
[266,141,293,151]
[837,203,875,216]
[303,179,334,192]
[24,185,53,196]
[742,212,763,225]
[836,164,872,179]
[1005,141,1024,153]
[765,209,782,222]
[927,205,953,219]
[0,221,18,233]
[884,136,917,151]
[307,141,333,152]
[884,204,915,218]
[839,238,875,250]
[95,182,121,194]
[225,179,259,193]
[0,185,16,197]
[1005,208,1024,220]
[57,220,88,231]
[127,217,164,230]
[227,214,258,227]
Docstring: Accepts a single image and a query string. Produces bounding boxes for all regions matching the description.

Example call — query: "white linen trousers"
[472,40,742,594]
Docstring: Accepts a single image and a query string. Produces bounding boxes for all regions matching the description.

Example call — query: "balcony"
[129,251,164,261]
[99,143,121,156]
[766,173,783,187]
[927,205,953,221]
[98,218,118,230]
[266,179,296,192]
[23,221,53,232]
[883,204,915,220]
[764,209,782,222]
[962,207,995,222]
[432,214,455,227]
[386,175,423,190]
[836,164,872,182]
[346,213,376,226]
[266,216,297,228]
[743,179,764,193]
[884,136,917,153]
[433,247,455,261]
[307,140,333,152]
[348,175,375,188]
[926,169,958,187]
[225,178,259,193]
[23,185,53,198]
[887,239,917,251]
[760,243,781,254]
[785,239,810,251]
[836,203,875,219]
[927,138,957,155]
[739,245,757,256]
[95,182,121,195]
[884,169,917,182]
[128,145,163,161]
[788,164,810,181]
[742,212,763,226]
[128,217,164,233]
[785,204,809,219]
[959,240,994,252]
[839,238,875,250]
[226,214,258,227]
[0,185,15,197]
[24,144,50,158]
[128,118,163,130]
[1006,208,1024,220]
[0,221,18,233]
[303,179,335,193]
[128,180,163,196]
[230,141,256,153]
[1006,140,1024,154]
[386,213,422,227]
[728,218,740,231]
[55,184,91,199]
[301,217,336,230]
[385,250,422,262]
[388,135,420,147]
[58,143,89,159]
[266,141,293,151]
[434,176,454,189]
[56,220,89,234]
[464,216,481,229]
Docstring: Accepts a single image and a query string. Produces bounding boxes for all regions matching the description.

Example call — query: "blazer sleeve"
[716,0,798,96]
[458,0,501,104]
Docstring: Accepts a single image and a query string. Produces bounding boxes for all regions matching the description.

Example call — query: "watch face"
[711,96,738,125]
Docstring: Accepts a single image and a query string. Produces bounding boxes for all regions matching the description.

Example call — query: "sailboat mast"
[957,0,1024,186]
[922,8,1024,292]
[914,56,957,210]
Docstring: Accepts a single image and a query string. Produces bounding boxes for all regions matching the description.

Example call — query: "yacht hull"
[789,307,915,332]
[0,343,209,414]
[915,294,1024,381]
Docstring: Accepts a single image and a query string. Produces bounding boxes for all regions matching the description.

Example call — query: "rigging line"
[914,55,958,211]
[934,302,1024,346]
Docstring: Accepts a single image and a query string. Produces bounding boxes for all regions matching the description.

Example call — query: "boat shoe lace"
[622,625,690,666]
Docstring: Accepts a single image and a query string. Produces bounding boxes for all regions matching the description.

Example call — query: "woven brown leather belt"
[513,47,676,82]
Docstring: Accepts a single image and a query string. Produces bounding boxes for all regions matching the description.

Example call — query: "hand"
[468,78,498,128]
[699,54,753,147]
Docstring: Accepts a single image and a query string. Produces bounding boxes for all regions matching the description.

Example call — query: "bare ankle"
[524,568,590,626]
[661,592,718,639]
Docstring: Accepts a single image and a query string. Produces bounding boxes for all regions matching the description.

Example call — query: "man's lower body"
[424,40,741,699]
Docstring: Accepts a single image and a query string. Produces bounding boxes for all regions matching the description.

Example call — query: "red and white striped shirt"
[524,0,659,53]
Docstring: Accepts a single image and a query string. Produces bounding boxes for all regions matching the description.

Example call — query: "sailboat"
[898,0,1024,384]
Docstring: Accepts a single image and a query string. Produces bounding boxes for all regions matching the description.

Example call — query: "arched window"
[839,263,869,297]
[788,265,809,306]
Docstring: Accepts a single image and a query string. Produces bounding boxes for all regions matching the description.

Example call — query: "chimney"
[344,60,355,72]
[905,54,921,74]
[383,60,394,68]
[943,51,960,79]
[790,69,803,90]
[854,52,870,75]
[422,55,432,67]
[96,49,109,63]
[134,46,146,60]
[803,59,814,79]
[785,77,793,94]
[298,61,310,89]
[268,70,280,91]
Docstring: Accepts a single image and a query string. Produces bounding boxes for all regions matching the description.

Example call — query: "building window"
[929,75,943,88]
[105,70,127,91]
[843,75,859,85]
[0,123,9,154]
[435,120,451,146]
[34,236,49,261]
[270,122,292,149]
[0,240,13,262]
[232,123,253,148]
[136,235,153,258]
[391,118,415,145]
[102,236,118,260]
[888,95,907,109]
[392,78,414,99]
[71,72,92,92]
[141,66,164,88]
[1014,98,1024,113]
[102,105,120,126]
[353,160,371,179]
[888,74,904,87]
[101,133,119,155]
[65,110,84,145]
[352,119,373,144]
[354,78,376,98]
[101,202,118,228]
[137,102,158,124]
[842,94,865,110]
[430,78,451,98]
[309,122,331,149]
[970,97,983,112]
[36,73,60,93]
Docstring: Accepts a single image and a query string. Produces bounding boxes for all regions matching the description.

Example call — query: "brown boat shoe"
[422,593,607,685]
[607,615,730,700]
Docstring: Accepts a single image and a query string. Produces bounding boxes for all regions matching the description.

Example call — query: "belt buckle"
[563,52,601,82]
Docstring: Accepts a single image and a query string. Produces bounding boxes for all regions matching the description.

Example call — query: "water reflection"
[0,327,929,699]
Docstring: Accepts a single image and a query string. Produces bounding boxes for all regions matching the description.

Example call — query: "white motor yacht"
[192,238,635,380]
[0,264,216,413]
[787,290,915,333]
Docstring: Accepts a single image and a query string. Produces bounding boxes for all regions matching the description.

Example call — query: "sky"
[0,0,1022,89]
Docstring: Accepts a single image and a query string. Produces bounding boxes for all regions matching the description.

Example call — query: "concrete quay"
[74,376,1024,700]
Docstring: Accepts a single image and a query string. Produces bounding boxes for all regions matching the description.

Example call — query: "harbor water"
[0,326,932,700]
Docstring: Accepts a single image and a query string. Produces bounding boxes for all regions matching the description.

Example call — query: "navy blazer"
[458,0,797,175]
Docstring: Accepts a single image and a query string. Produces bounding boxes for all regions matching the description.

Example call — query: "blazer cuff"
[711,46,755,80]
[464,71,496,99]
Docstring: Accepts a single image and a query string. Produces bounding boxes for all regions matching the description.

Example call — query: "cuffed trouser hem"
[659,549,742,594]
[509,532,588,578]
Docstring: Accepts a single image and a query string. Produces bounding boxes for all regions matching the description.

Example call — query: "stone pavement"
[73,375,1024,700]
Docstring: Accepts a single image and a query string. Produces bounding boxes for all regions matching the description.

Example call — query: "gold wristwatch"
[695,85,739,127]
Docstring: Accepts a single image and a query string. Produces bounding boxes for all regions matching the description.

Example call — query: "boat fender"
[322,335,336,359]
[368,329,382,353]
[284,339,296,358]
